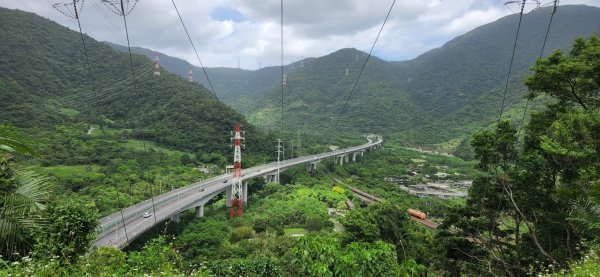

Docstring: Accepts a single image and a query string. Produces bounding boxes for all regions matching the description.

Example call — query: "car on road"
[223,179,228,183]
[200,188,205,192]
[143,212,152,218]
[257,169,261,172]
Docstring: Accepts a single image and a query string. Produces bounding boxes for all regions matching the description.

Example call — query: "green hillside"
[104,5,600,149]
[396,5,600,144]
[105,41,314,112]
[249,5,600,146]
[0,8,270,155]
[248,48,422,135]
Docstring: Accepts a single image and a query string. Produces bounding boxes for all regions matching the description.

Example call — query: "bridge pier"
[344,154,349,163]
[352,152,357,162]
[243,181,248,203]
[171,213,180,223]
[336,155,344,166]
[307,161,318,174]
[360,150,365,156]
[226,187,232,207]
[195,205,204,218]
[265,174,279,184]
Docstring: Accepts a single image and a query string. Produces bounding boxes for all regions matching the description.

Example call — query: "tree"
[0,168,50,260]
[341,202,410,265]
[0,125,35,156]
[525,36,600,110]
[179,153,193,165]
[439,37,600,276]
[290,234,399,276]
[454,138,475,161]
[34,200,98,262]
[0,126,48,260]
[127,237,183,274]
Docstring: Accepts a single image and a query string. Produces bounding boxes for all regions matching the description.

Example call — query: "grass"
[59,108,80,117]
[42,165,102,178]
[411,158,426,163]
[122,139,192,157]
[284,228,307,236]
[89,126,132,137]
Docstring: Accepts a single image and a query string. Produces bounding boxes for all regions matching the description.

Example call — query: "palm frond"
[0,125,36,156]
[13,168,51,209]
[568,197,600,238]
[0,167,50,259]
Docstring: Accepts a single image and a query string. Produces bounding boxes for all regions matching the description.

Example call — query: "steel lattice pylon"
[230,124,245,217]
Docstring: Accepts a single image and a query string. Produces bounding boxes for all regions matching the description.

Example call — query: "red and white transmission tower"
[229,124,245,218]
[153,52,160,79]
[188,66,193,82]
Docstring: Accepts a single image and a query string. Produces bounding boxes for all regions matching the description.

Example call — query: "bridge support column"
[352,152,357,162]
[171,213,180,223]
[344,154,349,163]
[242,181,248,203]
[336,155,344,166]
[226,187,232,207]
[195,205,204,218]
[307,162,318,175]
[265,174,278,184]
[360,150,364,156]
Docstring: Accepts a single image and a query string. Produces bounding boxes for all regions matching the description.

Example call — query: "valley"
[1,2,599,276]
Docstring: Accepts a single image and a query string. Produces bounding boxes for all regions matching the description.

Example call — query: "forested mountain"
[107,6,600,148]
[0,8,270,154]
[105,41,313,112]
[248,5,600,145]
[393,5,600,144]
[1,4,599,276]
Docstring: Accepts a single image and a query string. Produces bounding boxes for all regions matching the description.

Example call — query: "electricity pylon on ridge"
[153,52,160,79]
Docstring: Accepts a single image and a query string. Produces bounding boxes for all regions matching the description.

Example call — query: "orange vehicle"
[407,208,426,220]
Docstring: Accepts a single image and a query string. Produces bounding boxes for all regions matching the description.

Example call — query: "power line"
[280,0,284,138]
[276,0,284,182]
[498,0,527,121]
[516,0,559,135]
[100,0,162,232]
[88,0,125,42]
[58,68,154,106]
[49,0,98,103]
[170,0,220,101]
[326,0,397,141]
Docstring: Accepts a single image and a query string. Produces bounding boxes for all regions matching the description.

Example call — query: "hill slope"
[0,8,270,154]
[104,5,600,147]
[247,5,600,145]
[393,5,600,144]
[104,41,313,112]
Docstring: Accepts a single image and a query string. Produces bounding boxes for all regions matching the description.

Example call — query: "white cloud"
[1,0,598,69]
[440,7,511,35]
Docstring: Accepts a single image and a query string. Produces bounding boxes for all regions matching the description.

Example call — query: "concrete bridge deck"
[93,136,383,248]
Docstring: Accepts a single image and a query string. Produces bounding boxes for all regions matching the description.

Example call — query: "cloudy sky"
[2,0,599,69]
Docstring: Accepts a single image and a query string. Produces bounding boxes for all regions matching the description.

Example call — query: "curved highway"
[93,135,383,248]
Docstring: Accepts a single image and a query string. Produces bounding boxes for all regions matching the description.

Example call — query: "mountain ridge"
[106,5,600,147]
[0,7,271,155]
